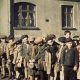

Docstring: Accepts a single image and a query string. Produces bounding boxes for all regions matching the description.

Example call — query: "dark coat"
[61,47,78,67]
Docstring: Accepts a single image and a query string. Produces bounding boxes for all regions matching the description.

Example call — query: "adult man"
[61,38,78,80]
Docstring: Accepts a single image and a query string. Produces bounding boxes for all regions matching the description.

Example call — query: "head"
[47,40,53,46]
[46,34,56,42]
[7,35,14,43]
[28,36,35,44]
[66,42,72,48]
[64,30,71,39]
[1,36,7,43]
[34,37,43,45]
[65,39,73,48]
[21,35,28,43]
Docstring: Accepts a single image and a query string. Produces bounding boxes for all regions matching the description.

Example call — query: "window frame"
[13,2,37,29]
[61,5,76,30]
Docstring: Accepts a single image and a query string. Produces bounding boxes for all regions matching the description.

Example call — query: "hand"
[43,61,46,65]
[61,66,64,71]
[73,66,77,71]
[29,60,32,63]
[32,59,35,62]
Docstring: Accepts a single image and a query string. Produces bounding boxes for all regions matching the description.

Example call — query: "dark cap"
[7,35,14,40]
[46,34,56,41]
[21,35,28,40]
[73,35,79,40]
[58,37,66,43]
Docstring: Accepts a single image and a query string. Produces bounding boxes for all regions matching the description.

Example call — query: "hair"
[64,30,71,35]
[21,35,28,40]
[7,35,14,41]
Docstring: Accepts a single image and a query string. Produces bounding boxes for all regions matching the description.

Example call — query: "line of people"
[0,30,80,80]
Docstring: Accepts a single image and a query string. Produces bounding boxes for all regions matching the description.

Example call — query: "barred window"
[14,2,36,27]
[62,5,73,28]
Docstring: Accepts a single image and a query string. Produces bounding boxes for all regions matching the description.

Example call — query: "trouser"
[28,75,38,80]
[7,62,15,77]
[24,58,28,79]
[64,66,77,80]
[7,55,14,77]
[15,67,23,79]
[1,58,6,76]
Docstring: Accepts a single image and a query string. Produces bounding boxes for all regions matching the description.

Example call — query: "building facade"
[0,0,80,38]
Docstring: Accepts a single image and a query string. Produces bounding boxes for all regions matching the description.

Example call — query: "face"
[9,39,13,43]
[65,33,71,38]
[66,42,72,48]
[22,37,28,43]
[1,39,5,43]
[47,40,53,46]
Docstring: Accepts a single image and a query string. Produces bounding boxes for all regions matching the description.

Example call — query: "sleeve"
[35,46,46,61]
[6,45,10,59]
[74,48,79,67]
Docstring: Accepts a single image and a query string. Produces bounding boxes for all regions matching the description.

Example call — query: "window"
[14,2,36,28]
[62,5,73,29]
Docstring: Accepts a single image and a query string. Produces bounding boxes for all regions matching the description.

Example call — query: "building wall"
[0,0,10,36]
[0,0,80,37]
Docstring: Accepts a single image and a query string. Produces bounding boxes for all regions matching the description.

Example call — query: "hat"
[58,37,66,43]
[46,34,56,41]
[34,37,43,44]
[73,35,79,40]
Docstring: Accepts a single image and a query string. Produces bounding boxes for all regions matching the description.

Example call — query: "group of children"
[0,30,80,80]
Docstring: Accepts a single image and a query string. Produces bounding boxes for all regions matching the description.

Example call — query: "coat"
[61,47,78,67]
[14,44,23,68]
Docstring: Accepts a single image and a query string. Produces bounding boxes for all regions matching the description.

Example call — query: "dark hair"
[7,35,14,41]
[21,35,28,40]
[64,30,71,35]
[46,34,56,42]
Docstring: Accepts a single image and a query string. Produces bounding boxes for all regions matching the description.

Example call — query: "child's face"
[9,39,13,43]
[66,42,72,48]
[47,40,53,46]
[1,39,5,43]
[65,33,71,38]
[22,38,28,43]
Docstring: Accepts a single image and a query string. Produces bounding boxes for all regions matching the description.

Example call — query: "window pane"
[29,5,35,11]
[14,2,36,27]
[62,5,73,28]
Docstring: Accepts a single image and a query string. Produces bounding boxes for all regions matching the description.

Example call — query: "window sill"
[13,27,40,30]
[62,27,77,30]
